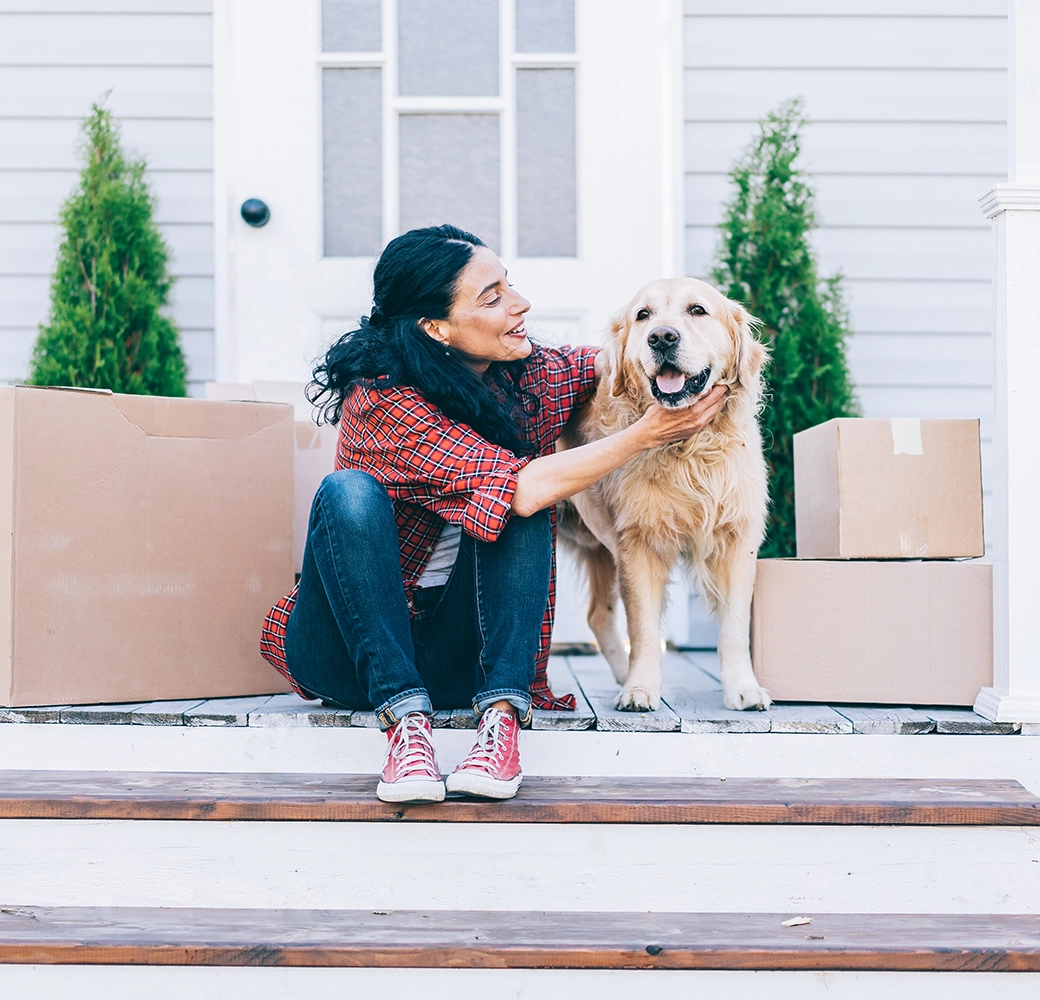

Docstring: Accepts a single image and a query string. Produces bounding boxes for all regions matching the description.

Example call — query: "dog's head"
[605,277,766,409]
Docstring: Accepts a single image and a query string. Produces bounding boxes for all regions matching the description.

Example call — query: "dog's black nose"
[647,326,680,350]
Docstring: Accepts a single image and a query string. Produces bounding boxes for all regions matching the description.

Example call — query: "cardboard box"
[0,386,295,707]
[206,381,339,573]
[752,558,992,706]
[794,418,984,559]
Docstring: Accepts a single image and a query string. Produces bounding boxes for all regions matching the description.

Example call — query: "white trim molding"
[975,2,1040,724]
[979,184,1040,218]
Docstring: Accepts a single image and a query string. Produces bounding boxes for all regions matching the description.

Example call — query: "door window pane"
[517,69,575,256]
[515,0,574,53]
[323,68,383,257]
[398,0,499,96]
[322,0,382,52]
[398,113,500,251]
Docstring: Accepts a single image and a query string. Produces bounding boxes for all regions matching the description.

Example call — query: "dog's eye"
[688,303,707,316]
[635,308,651,322]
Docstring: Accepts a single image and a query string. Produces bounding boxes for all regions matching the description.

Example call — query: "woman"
[260,225,727,804]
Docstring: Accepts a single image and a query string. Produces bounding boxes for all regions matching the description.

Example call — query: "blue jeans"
[284,470,551,729]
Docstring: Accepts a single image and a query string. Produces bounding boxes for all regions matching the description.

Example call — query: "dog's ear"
[605,309,630,399]
[728,302,768,390]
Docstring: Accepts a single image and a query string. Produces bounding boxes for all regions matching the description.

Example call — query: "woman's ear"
[421,317,450,345]
[729,303,768,389]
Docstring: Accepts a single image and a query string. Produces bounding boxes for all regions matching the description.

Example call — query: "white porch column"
[975,0,1040,722]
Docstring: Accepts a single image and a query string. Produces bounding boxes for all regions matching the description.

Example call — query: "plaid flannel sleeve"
[360,388,531,543]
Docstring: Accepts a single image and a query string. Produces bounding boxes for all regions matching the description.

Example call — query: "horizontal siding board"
[0,327,33,382]
[0,2,210,11]
[0,13,211,65]
[687,172,995,229]
[685,120,1007,176]
[166,275,213,330]
[0,169,213,224]
[0,222,214,277]
[684,68,1006,124]
[0,119,212,170]
[847,332,991,387]
[841,279,992,335]
[685,1,1005,14]
[0,65,213,117]
[686,225,990,282]
[684,14,1005,69]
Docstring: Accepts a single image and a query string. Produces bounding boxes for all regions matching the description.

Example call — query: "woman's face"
[423,246,532,372]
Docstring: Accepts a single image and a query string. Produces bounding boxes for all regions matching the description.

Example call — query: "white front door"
[216,0,708,645]
[216,0,682,380]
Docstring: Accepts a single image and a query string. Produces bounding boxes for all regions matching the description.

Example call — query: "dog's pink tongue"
[655,371,687,394]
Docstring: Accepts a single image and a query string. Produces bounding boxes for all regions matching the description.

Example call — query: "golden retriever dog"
[558,277,772,712]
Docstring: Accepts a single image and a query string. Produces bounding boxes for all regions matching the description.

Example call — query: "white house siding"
[683,0,1006,528]
[0,0,214,395]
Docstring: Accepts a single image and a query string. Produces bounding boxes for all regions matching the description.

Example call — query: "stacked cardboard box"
[752,418,991,706]
[0,387,296,707]
[206,381,339,575]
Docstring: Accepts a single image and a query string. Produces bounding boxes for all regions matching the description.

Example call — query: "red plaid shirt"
[261,343,599,710]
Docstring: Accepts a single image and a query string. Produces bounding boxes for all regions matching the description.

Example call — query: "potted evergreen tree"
[713,99,858,558]
[30,102,186,396]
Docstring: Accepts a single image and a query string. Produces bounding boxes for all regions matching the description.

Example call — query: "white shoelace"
[388,713,438,778]
[463,708,510,773]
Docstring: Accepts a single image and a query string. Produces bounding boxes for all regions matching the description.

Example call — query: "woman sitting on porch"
[260,224,726,804]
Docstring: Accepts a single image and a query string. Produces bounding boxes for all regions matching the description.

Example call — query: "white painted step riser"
[2,728,1039,794]
[1,821,1037,914]
[0,966,1038,1000]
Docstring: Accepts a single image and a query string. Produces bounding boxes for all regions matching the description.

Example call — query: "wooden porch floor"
[0,653,1026,736]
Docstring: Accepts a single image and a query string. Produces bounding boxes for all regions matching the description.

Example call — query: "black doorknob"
[240,198,270,227]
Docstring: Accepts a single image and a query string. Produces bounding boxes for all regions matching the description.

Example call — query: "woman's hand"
[510,384,729,516]
[633,384,729,448]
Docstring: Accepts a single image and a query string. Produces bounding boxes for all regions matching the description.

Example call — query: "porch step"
[0,906,1038,971]
[1,771,1038,825]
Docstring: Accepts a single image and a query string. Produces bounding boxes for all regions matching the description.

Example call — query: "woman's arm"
[510,384,729,516]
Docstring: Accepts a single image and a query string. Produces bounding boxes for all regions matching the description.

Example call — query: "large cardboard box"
[752,558,992,706]
[0,386,295,707]
[794,418,984,559]
[206,381,339,573]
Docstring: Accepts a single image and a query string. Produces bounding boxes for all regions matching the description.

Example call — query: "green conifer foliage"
[712,99,858,558]
[30,103,187,396]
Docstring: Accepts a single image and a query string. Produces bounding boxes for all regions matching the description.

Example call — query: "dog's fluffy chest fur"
[563,391,767,563]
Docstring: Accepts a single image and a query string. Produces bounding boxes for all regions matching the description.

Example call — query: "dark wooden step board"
[0,771,1037,824]
[0,907,1038,971]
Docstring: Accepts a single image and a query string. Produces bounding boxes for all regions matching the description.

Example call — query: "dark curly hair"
[308,224,538,456]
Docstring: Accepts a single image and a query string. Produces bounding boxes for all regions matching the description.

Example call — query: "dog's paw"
[615,682,661,712]
[723,681,772,711]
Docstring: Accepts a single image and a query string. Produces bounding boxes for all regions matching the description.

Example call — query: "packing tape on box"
[890,417,923,456]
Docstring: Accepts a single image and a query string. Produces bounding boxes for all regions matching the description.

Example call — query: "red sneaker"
[445,707,522,799]
[376,712,445,803]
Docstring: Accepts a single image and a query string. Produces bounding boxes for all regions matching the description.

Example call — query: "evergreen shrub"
[712,99,859,558]
[30,102,187,396]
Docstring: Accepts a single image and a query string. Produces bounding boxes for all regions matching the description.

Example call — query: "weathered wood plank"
[0,907,1038,970]
[532,657,596,731]
[183,697,274,727]
[567,654,681,732]
[834,707,936,735]
[0,772,1034,825]
[663,690,771,734]
[766,705,854,734]
[59,703,147,725]
[925,709,1021,735]
[0,705,67,724]
[246,694,352,729]
[130,700,206,727]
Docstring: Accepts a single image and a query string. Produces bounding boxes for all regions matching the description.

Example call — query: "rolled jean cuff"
[376,688,432,730]
[474,689,533,726]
